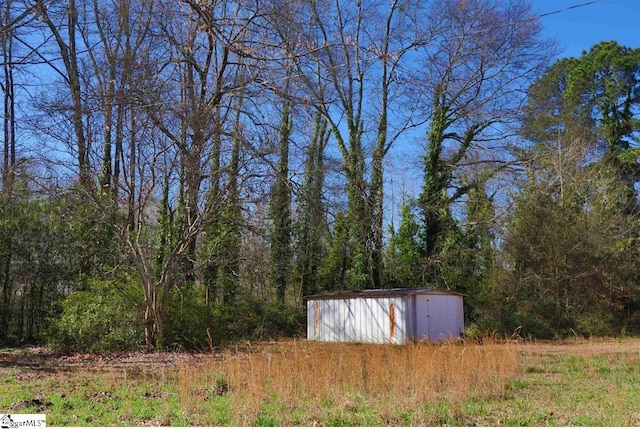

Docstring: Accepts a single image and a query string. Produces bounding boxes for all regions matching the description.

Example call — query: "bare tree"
[111,0,267,349]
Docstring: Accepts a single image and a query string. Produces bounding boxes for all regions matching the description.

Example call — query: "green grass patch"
[461,340,640,426]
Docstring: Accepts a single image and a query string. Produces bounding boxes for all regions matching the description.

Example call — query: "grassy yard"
[1,338,639,426]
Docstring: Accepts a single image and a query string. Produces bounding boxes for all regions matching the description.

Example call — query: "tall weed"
[177,339,519,425]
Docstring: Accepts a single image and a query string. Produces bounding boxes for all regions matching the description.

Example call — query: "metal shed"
[305,288,464,344]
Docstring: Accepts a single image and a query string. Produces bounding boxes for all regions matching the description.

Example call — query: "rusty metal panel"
[390,302,395,340]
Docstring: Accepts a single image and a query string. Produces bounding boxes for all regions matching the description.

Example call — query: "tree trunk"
[37,0,90,185]
[2,0,16,194]
[269,101,292,304]
[297,112,329,299]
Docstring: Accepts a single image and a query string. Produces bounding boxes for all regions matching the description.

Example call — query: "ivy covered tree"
[294,113,330,299]
[415,0,553,287]
[269,101,293,305]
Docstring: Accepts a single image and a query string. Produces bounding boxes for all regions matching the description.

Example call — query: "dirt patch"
[0,346,220,381]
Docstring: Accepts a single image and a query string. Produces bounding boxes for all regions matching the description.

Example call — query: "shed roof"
[304,287,464,301]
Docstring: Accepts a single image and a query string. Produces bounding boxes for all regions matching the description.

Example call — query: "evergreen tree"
[318,211,349,292]
[384,203,424,289]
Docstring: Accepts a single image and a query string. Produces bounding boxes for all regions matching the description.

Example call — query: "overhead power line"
[536,0,602,20]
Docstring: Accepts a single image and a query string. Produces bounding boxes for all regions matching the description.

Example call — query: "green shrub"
[164,289,305,349]
[224,295,305,341]
[49,285,143,353]
[163,287,223,350]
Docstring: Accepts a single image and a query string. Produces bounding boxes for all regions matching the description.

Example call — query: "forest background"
[1,0,639,351]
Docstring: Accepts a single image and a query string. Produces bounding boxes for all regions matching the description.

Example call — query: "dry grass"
[3,339,639,426]
[177,339,520,425]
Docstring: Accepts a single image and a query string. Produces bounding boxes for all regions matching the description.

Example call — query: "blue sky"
[537,0,640,58]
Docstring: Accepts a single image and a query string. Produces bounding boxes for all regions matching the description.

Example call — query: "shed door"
[426,295,455,341]
[414,296,430,340]
[414,294,460,342]
[429,295,455,341]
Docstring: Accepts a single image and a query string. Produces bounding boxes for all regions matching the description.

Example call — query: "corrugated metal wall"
[307,296,407,344]
[307,291,464,344]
